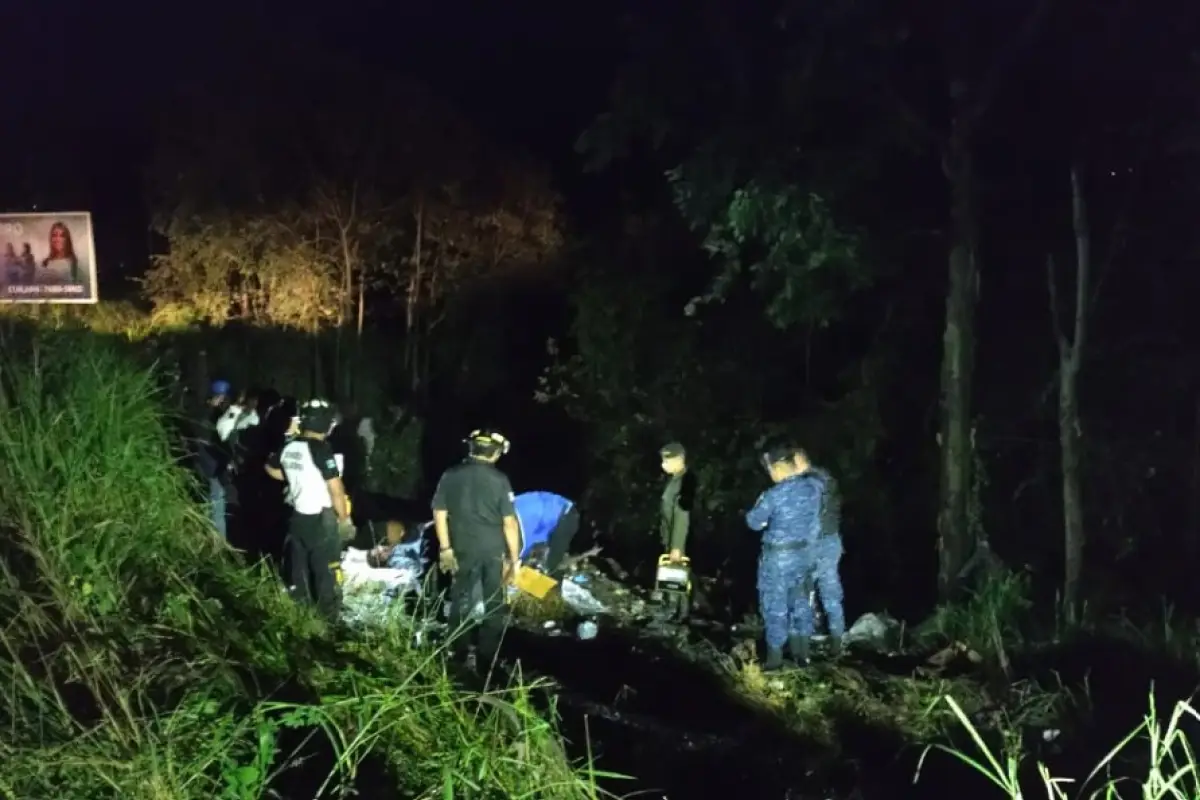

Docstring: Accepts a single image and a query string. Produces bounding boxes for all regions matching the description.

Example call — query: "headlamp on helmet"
[299,399,336,435]
[465,429,511,458]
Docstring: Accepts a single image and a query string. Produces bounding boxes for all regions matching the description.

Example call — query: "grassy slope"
[0,329,598,800]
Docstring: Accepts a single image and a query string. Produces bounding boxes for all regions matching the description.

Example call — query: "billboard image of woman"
[0,212,98,303]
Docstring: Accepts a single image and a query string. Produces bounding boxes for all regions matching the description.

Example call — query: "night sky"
[9,0,1200,518]
[4,0,626,277]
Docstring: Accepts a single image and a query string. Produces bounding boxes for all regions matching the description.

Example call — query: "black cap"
[761,443,800,468]
[659,442,686,459]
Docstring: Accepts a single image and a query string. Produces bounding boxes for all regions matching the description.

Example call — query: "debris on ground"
[844,611,903,652]
[332,541,1067,767]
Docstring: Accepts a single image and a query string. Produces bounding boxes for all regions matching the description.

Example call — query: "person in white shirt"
[265,399,352,620]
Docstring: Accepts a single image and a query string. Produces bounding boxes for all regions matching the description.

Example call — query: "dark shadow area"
[485,616,1200,798]
[505,627,833,796]
[1014,637,1200,784]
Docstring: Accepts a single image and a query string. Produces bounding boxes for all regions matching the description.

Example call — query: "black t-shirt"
[431,459,516,555]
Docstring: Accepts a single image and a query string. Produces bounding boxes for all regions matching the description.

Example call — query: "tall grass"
[0,328,606,799]
[922,694,1200,799]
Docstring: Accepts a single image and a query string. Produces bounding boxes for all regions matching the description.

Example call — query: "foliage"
[145,213,342,331]
[540,231,892,575]
[370,411,426,500]
[668,162,868,330]
[930,693,1200,798]
[403,166,564,335]
[729,647,1003,746]
[917,569,1035,658]
[0,326,599,799]
[146,47,565,385]
[577,3,884,332]
[562,3,900,584]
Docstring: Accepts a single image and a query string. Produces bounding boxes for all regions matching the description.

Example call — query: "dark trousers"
[287,508,342,620]
[448,549,507,664]
[544,506,580,574]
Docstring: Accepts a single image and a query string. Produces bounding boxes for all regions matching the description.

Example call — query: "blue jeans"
[209,478,227,539]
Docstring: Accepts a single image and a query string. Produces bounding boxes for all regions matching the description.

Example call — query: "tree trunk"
[936,122,981,601]
[1190,396,1200,561]
[405,195,425,395]
[336,227,357,398]
[1058,359,1083,619]
[312,332,324,399]
[356,269,366,339]
[1048,166,1090,621]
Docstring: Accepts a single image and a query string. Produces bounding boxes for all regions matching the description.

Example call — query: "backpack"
[814,468,841,538]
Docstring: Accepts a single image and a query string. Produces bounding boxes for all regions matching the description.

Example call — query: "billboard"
[0,212,98,304]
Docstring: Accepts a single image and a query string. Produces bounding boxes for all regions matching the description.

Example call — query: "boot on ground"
[788,634,810,664]
[763,647,785,672]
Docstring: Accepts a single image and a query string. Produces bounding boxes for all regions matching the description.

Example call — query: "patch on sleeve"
[325,458,338,472]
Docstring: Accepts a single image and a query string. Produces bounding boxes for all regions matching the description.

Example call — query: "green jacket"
[659,470,697,553]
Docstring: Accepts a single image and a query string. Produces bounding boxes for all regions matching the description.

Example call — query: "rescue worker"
[265,399,352,621]
[513,491,580,577]
[794,448,846,654]
[745,444,824,671]
[432,429,521,669]
[657,442,696,619]
[199,379,234,538]
[658,442,695,562]
[216,390,259,445]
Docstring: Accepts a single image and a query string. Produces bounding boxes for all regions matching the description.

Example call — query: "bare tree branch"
[960,0,1057,133]
[1067,165,1089,372]
[1046,253,1068,360]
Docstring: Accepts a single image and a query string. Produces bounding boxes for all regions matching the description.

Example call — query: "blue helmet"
[210,379,231,397]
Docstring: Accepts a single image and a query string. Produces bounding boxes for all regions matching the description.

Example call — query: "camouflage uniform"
[745,473,823,651]
[808,467,846,640]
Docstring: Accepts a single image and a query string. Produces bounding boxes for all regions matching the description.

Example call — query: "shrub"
[0,326,599,799]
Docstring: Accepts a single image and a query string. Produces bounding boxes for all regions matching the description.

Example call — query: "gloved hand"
[337,518,356,542]
[438,548,459,575]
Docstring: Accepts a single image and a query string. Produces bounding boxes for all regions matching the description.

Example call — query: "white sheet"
[341,547,421,592]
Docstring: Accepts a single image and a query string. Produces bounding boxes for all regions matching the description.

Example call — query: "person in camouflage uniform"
[745,445,824,670]
[794,448,846,655]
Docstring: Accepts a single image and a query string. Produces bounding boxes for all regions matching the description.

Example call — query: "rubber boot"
[763,647,785,672]
[828,635,843,658]
[788,634,810,664]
